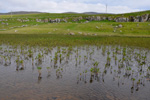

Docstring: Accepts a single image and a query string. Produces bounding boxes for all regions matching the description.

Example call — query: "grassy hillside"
[0,10,150,36]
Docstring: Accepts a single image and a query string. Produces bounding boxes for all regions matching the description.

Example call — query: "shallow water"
[0,45,150,100]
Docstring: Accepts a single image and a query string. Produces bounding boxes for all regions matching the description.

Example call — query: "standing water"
[0,45,150,100]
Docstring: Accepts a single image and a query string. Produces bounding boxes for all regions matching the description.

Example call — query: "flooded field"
[0,45,150,100]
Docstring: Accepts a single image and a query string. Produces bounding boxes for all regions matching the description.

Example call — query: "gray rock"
[108,17,113,21]
[129,16,134,22]
[1,22,5,25]
[118,24,123,28]
[36,19,42,22]
[115,17,128,22]
[55,18,61,23]
[44,19,49,23]
[141,14,149,22]
[84,21,89,23]
[102,17,107,20]
[96,16,101,21]
[69,32,75,35]
[134,16,141,22]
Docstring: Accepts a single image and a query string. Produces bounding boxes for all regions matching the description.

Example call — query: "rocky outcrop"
[85,16,108,21]
[49,18,67,23]
[17,18,29,22]
[141,14,149,22]
[114,17,129,22]
[72,16,83,22]
[12,13,150,23]
[114,14,150,22]
[74,14,150,22]
[1,22,8,25]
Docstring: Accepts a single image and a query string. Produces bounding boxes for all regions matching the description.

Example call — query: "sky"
[0,0,150,13]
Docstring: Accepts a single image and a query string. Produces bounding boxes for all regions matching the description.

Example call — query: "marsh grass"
[0,34,150,49]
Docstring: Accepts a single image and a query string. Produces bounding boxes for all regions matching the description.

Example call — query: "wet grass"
[0,34,150,49]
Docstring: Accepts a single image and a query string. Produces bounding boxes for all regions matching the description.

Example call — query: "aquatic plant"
[20,60,24,70]
[37,66,42,79]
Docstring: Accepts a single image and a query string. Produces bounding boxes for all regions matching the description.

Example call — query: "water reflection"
[0,45,150,99]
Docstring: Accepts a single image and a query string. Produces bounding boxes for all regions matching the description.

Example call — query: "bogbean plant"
[0,44,150,93]
[37,66,42,79]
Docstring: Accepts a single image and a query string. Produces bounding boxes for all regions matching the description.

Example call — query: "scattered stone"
[93,34,97,36]
[118,24,123,28]
[78,32,82,34]
[84,21,89,23]
[84,33,87,36]
[69,32,75,35]
[53,29,58,31]
[15,30,18,32]
[22,25,27,27]
[96,26,99,29]
[87,33,90,35]
[0,29,6,30]
[1,22,5,25]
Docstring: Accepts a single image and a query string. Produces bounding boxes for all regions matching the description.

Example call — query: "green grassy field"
[0,11,150,49]
[0,22,150,36]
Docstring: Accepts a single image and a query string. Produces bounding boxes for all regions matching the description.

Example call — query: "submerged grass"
[0,34,150,49]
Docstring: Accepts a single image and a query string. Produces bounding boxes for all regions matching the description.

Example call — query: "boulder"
[50,18,61,23]
[85,16,95,21]
[36,19,41,22]
[129,16,134,22]
[95,16,101,21]
[1,22,5,25]
[55,18,61,23]
[61,19,67,23]
[69,32,75,35]
[134,16,141,22]
[115,17,128,22]
[118,24,123,28]
[108,17,113,21]
[102,17,107,20]
[141,14,149,22]
[84,21,89,23]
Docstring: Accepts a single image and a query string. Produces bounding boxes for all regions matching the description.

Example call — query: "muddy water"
[0,45,150,100]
